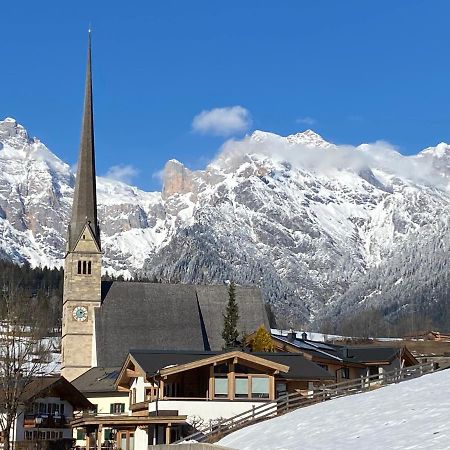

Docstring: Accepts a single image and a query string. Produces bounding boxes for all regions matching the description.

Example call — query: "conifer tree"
[222,281,239,349]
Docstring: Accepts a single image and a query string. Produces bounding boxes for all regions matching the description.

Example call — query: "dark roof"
[273,335,345,363]
[72,367,122,394]
[68,32,100,252]
[255,353,334,380]
[344,346,399,363]
[21,376,92,409]
[129,349,333,381]
[95,282,268,367]
[273,333,401,365]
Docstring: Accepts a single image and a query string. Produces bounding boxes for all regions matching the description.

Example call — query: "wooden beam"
[126,368,140,378]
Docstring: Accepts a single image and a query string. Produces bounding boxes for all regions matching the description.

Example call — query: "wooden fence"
[174,361,439,444]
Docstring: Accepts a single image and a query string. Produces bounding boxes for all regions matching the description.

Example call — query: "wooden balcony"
[23,415,69,429]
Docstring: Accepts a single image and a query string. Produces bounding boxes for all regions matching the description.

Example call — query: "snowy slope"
[219,369,450,450]
[2,117,450,325]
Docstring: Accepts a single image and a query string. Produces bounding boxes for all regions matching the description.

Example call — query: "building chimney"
[287,330,296,342]
[301,332,308,341]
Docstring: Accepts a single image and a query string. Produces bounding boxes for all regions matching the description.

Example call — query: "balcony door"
[117,430,134,450]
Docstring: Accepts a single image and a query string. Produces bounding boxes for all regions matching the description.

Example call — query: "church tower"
[61,32,102,381]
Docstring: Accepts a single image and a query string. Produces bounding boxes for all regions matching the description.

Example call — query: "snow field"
[219,369,450,450]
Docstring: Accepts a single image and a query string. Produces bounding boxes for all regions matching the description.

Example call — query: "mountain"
[1,117,450,329]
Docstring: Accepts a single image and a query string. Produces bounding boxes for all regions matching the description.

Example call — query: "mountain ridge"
[1,116,450,328]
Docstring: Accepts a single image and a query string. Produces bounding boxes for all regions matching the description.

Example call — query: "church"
[61,35,268,382]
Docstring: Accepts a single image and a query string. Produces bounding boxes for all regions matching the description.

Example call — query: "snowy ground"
[219,369,450,450]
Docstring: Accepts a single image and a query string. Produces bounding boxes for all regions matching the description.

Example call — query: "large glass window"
[235,378,248,398]
[251,377,269,399]
[214,377,228,398]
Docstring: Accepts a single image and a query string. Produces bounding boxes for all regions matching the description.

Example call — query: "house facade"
[71,349,333,447]
[0,377,91,450]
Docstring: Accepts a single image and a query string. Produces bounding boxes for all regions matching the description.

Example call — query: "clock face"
[72,306,88,322]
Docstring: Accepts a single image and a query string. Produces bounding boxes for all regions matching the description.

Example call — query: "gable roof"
[116,349,333,388]
[72,367,121,394]
[20,376,92,409]
[95,282,268,367]
[158,350,289,377]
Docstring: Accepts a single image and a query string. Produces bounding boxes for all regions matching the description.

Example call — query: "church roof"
[68,32,100,252]
[95,281,269,367]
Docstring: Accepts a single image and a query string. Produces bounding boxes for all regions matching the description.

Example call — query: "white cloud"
[211,133,443,188]
[192,106,251,136]
[104,164,139,184]
[296,116,316,126]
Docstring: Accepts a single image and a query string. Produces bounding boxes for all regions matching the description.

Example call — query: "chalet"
[71,350,333,446]
[0,376,91,450]
[262,330,418,381]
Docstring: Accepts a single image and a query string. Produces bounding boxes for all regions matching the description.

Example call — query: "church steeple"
[68,31,101,252]
[62,32,102,381]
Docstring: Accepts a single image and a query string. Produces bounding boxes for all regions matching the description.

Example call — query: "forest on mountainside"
[318,224,450,337]
[1,243,449,337]
[0,260,63,329]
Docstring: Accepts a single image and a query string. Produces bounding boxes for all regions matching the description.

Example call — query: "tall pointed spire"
[68,31,101,252]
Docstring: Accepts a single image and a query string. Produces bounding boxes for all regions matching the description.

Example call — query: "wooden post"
[209,366,214,400]
[228,362,235,400]
[86,432,91,450]
[97,425,102,450]
[360,375,364,391]
[165,423,171,444]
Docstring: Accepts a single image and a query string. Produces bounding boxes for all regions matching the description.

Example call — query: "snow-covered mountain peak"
[0,117,30,142]
[418,142,450,159]
[249,129,332,148]
[285,129,332,148]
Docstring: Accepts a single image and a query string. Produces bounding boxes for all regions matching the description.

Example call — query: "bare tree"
[0,283,53,450]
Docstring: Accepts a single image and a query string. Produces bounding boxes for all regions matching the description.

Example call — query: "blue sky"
[3,0,450,190]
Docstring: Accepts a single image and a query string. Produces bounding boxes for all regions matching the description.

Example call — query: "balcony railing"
[23,415,69,428]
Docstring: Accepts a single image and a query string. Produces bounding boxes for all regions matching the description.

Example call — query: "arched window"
[77,261,82,274]
[88,261,92,275]
[82,261,87,275]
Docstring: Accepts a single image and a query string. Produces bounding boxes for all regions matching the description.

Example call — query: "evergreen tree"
[250,325,275,352]
[222,281,239,349]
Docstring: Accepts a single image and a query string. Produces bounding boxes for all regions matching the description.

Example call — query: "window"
[77,261,82,274]
[214,377,228,398]
[341,368,350,379]
[110,403,125,414]
[318,364,329,372]
[88,261,92,274]
[235,378,248,398]
[82,261,87,274]
[251,377,269,399]
[104,429,113,440]
[77,429,86,440]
